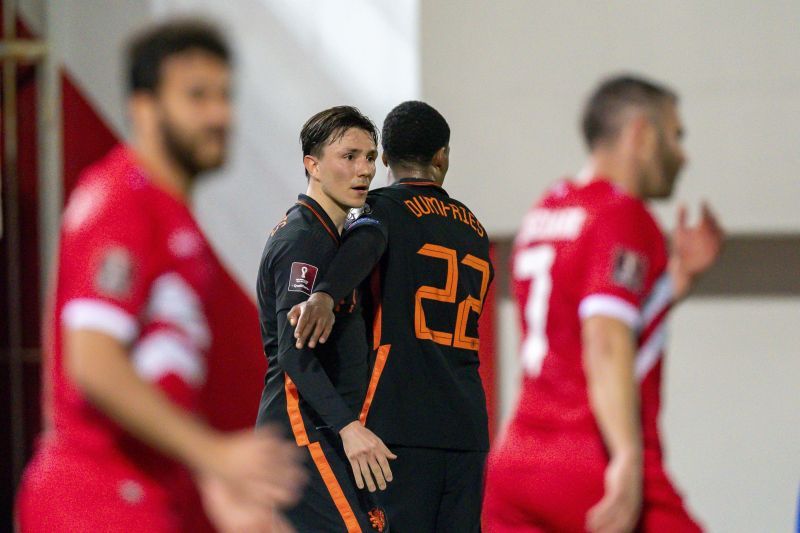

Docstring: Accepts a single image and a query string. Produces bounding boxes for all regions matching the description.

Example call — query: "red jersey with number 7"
[510,177,671,455]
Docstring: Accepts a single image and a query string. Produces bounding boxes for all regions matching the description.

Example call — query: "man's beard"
[658,141,682,197]
[159,116,227,180]
[648,130,682,198]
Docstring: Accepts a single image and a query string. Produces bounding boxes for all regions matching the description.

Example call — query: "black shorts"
[377,446,486,533]
[285,430,389,533]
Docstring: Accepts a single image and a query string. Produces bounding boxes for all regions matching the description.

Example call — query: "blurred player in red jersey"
[483,75,723,533]
[15,19,304,533]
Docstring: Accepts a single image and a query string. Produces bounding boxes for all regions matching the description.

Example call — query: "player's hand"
[339,420,397,492]
[199,474,295,533]
[289,292,335,349]
[586,453,642,533]
[271,510,297,533]
[669,202,724,299]
[202,426,306,510]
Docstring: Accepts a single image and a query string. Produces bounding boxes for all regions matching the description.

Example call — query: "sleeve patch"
[345,216,382,232]
[612,248,646,292]
[96,247,134,298]
[288,262,319,295]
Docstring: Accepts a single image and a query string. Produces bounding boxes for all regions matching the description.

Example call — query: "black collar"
[295,194,340,244]
[397,177,437,185]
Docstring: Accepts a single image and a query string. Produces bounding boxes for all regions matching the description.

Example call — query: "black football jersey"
[331,178,494,451]
[255,195,366,445]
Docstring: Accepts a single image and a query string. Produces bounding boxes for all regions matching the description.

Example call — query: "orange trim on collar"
[297,200,339,243]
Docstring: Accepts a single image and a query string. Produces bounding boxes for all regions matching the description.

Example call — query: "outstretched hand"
[669,202,724,299]
[339,421,397,492]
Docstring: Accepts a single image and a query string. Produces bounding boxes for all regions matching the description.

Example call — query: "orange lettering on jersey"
[453,254,491,350]
[449,203,464,222]
[414,196,432,215]
[415,244,458,345]
[404,199,423,217]
[405,195,486,238]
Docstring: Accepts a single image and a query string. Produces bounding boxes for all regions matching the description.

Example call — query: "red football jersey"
[510,177,672,454]
[35,145,219,506]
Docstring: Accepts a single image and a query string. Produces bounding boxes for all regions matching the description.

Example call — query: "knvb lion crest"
[368,507,386,532]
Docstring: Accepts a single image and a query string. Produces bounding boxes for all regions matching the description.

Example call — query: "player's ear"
[381,152,389,167]
[623,112,654,158]
[432,145,449,172]
[128,91,158,139]
[303,155,319,179]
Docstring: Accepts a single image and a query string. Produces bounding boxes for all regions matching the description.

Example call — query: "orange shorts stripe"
[307,442,363,533]
[284,375,310,446]
[359,343,390,425]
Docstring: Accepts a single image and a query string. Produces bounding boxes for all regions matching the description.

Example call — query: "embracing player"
[291,101,493,532]
[256,106,395,532]
[483,75,723,532]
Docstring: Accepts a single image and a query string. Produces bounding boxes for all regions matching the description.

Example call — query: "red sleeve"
[578,201,657,328]
[60,179,156,344]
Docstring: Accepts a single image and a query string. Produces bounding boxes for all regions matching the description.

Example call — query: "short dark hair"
[300,106,378,177]
[382,101,450,167]
[581,74,678,149]
[127,19,230,93]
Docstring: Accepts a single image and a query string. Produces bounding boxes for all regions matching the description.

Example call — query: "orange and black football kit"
[314,178,494,532]
[256,194,388,533]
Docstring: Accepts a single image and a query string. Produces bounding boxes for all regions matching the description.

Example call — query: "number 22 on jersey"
[414,244,491,351]
[514,245,555,376]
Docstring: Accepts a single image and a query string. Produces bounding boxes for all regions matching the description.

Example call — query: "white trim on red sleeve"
[578,294,641,328]
[131,331,206,388]
[62,298,139,344]
[145,273,211,349]
[635,323,668,381]
[641,273,674,326]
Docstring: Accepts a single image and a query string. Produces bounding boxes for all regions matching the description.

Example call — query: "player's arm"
[266,240,395,491]
[291,217,388,348]
[580,203,654,533]
[66,328,305,509]
[61,193,304,529]
[582,316,643,533]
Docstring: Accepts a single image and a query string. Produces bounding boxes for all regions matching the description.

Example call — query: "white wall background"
[422,0,800,237]
[48,0,420,289]
[424,2,800,530]
[29,1,800,530]
[497,297,800,530]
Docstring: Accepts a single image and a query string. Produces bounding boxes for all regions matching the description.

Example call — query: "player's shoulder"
[576,181,661,245]
[571,179,655,226]
[61,146,152,235]
[263,205,330,262]
[365,186,402,206]
[354,188,399,219]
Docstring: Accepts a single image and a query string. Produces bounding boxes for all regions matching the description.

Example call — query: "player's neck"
[305,184,349,234]
[131,138,194,202]
[585,151,642,199]
[388,164,444,186]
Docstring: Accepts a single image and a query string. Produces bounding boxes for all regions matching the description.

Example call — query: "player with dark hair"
[483,75,723,532]
[15,19,304,533]
[290,100,493,532]
[256,105,395,532]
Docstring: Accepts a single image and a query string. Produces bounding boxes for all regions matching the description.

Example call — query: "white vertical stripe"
[635,324,668,381]
[62,299,139,343]
[579,294,642,328]
[131,332,206,388]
